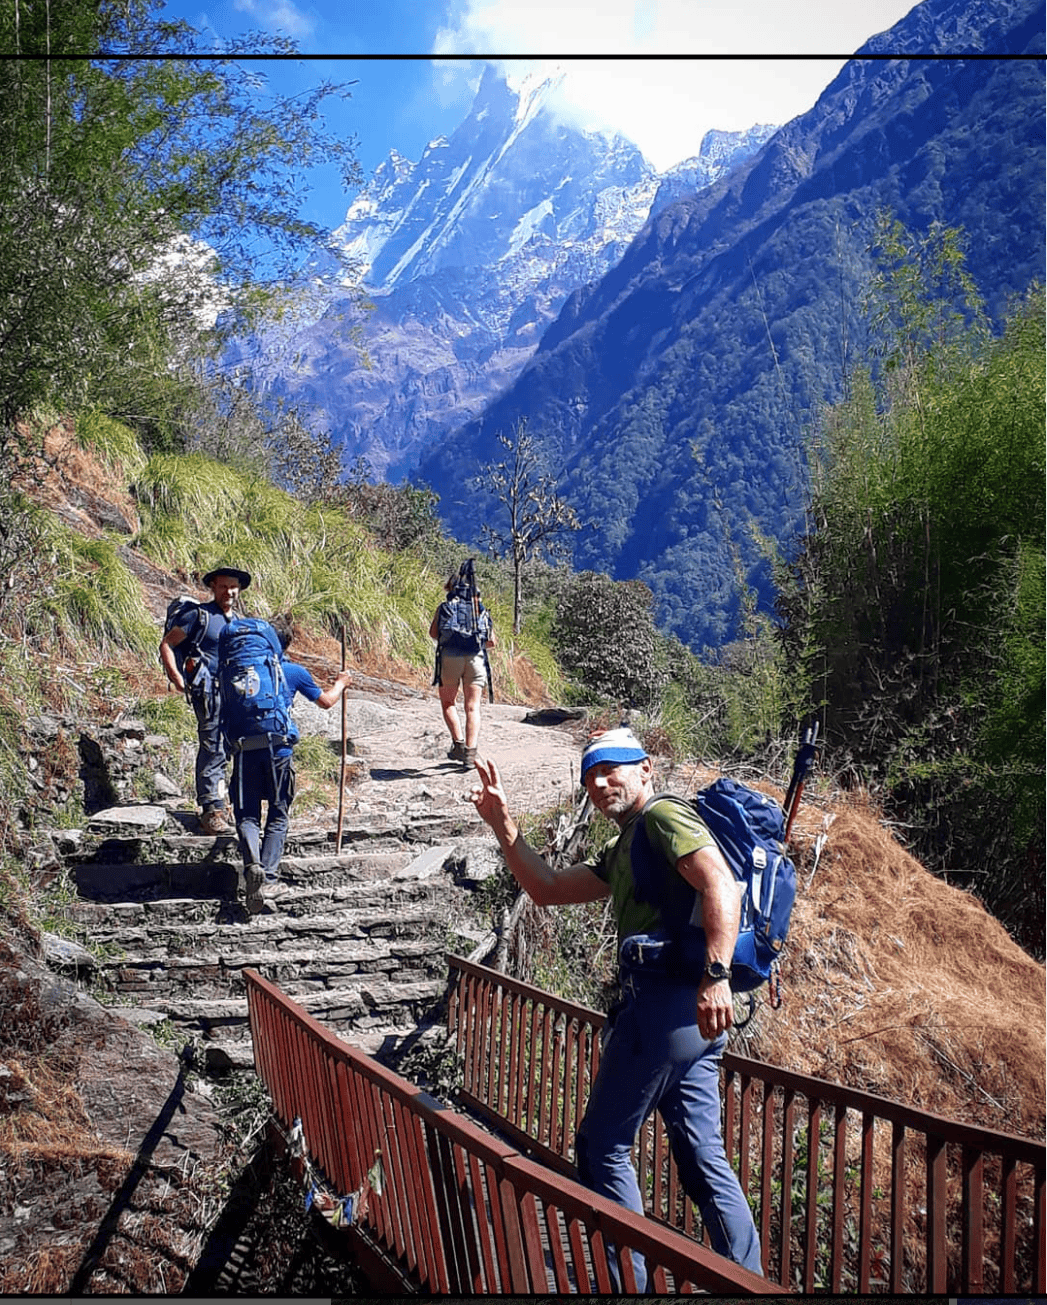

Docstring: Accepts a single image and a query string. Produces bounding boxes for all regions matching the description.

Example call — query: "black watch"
[704,961,732,983]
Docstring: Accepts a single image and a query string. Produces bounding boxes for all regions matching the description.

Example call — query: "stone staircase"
[56,799,495,1071]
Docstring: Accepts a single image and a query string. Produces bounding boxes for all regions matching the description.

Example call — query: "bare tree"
[475,419,581,634]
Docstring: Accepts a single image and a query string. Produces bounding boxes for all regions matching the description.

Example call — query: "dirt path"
[292,671,589,827]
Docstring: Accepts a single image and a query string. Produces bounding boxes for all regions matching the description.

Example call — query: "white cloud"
[232,0,316,39]
[433,0,919,170]
[437,0,916,56]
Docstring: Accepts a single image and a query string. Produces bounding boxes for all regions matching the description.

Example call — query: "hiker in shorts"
[430,564,496,769]
[469,727,762,1289]
[233,614,351,915]
[159,565,249,835]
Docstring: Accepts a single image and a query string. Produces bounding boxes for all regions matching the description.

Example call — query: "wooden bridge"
[245,956,1045,1295]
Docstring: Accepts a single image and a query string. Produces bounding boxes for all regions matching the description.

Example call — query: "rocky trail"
[10,654,1045,1294]
[3,672,589,1292]
[60,673,588,1067]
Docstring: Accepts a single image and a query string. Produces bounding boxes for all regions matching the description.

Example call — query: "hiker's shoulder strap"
[630,791,712,914]
[638,791,696,837]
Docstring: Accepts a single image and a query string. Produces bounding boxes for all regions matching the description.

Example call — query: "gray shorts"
[439,652,487,690]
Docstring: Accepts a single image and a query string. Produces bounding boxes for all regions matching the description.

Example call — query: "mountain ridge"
[236,65,776,480]
[416,0,1045,648]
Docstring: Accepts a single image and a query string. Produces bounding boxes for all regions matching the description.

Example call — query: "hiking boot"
[200,807,229,836]
[462,746,477,770]
[247,880,282,916]
[244,863,265,914]
[447,739,466,763]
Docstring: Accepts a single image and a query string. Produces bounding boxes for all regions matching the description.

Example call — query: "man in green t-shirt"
[470,727,761,1284]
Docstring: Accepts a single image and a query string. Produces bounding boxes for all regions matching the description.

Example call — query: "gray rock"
[112,718,147,740]
[522,706,587,726]
[152,771,182,797]
[53,828,85,854]
[446,836,504,886]
[108,1005,173,1028]
[24,713,66,743]
[343,699,394,736]
[392,843,458,882]
[86,804,168,835]
[41,931,96,972]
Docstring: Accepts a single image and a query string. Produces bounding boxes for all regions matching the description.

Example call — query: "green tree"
[0,0,361,439]
[332,457,442,551]
[779,215,1045,953]
[552,572,668,709]
[475,419,582,634]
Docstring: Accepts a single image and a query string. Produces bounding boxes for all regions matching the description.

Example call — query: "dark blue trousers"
[575,969,762,1289]
[190,680,229,811]
[231,747,295,881]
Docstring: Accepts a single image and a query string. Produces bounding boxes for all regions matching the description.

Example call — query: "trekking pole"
[784,719,819,842]
[466,557,494,703]
[336,624,347,854]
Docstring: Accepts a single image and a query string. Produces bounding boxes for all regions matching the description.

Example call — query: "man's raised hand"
[469,756,512,834]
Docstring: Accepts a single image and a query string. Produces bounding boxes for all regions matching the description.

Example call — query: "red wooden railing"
[244,967,779,1295]
[446,953,1046,1295]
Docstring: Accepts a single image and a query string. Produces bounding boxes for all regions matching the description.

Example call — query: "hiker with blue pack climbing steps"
[430,560,496,770]
[159,565,250,835]
[222,613,351,916]
[469,727,762,1287]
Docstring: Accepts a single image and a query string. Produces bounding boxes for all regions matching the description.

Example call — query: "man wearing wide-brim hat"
[160,565,251,835]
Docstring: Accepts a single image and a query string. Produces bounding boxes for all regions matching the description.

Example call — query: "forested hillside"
[0,8,1042,1289]
[0,0,1041,964]
[418,0,1045,652]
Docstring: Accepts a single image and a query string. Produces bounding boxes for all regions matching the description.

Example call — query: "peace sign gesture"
[469,755,513,838]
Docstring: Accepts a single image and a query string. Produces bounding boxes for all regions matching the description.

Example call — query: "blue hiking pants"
[190,679,229,812]
[575,970,762,1289]
[231,747,296,881]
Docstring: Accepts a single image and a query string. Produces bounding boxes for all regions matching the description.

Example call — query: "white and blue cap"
[580,727,648,781]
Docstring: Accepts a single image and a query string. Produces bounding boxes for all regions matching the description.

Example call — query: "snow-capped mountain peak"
[257,69,775,478]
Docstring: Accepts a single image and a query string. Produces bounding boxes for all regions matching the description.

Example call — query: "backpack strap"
[629,792,702,930]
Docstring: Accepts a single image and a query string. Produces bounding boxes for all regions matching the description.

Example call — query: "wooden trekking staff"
[784,719,819,842]
[336,624,347,853]
[464,557,494,702]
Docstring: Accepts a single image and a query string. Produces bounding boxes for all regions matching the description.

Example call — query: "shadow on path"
[369,762,461,781]
[68,1049,194,1294]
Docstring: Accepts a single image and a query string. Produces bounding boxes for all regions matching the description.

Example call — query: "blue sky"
[158,0,922,233]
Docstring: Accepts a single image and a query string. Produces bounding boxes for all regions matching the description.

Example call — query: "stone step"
[279,841,457,887]
[70,829,408,875]
[166,1022,426,1072]
[96,949,446,1003]
[72,859,243,902]
[261,848,418,884]
[76,899,448,965]
[69,861,459,934]
[71,841,460,904]
[119,976,448,1044]
[68,811,482,869]
[48,793,488,1080]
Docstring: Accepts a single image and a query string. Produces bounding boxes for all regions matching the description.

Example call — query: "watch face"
[707,962,730,980]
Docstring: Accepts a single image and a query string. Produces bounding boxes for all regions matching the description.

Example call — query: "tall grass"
[130,446,571,694]
[76,410,148,480]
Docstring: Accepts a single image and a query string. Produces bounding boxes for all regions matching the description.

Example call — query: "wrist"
[704,960,732,984]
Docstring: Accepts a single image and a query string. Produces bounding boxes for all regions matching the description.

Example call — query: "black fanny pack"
[619,929,706,981]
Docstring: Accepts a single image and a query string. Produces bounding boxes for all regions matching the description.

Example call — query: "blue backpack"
[216,617,299,753]
[629,777,797,1003]
[161,595,212,690]
[438,586,490,655]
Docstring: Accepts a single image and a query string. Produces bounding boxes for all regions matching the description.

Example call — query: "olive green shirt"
[591,796,716,943]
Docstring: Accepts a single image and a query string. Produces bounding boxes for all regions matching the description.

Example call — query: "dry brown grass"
[2,1243,87,1295]
[13,418,141,536]
[744,788,1045,1141]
